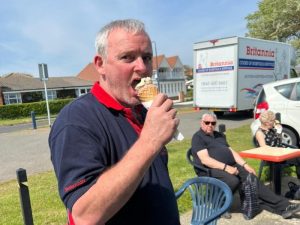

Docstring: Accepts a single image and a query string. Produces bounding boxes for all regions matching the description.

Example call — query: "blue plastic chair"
[176,177,233,225]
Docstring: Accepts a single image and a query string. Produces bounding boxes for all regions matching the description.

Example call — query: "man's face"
[95,28,153,107]
[201,115,217,135]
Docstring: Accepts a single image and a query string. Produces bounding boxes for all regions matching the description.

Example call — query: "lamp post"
[152,41,160,91]
[38,63,51,127]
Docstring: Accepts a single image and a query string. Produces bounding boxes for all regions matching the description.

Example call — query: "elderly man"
[191,112,300,219]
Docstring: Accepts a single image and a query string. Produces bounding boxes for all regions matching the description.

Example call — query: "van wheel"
[282,127,298,146]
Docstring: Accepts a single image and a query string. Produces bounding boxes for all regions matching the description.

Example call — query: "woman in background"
[255,110,300,179]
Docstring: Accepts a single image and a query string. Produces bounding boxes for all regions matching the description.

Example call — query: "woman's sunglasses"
[203,121,216,126]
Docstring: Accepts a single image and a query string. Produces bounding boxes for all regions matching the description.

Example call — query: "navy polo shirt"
[49,82,180,225]
[191,129,236,170]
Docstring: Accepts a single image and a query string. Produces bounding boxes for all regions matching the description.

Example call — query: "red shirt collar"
[90,82,144,134]
[91,82,124,111]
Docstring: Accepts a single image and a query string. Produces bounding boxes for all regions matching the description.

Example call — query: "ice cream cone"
[136,77,159,103]
[135,77,184,141]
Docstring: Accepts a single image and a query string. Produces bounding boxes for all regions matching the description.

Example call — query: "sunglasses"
[203,121,216,126]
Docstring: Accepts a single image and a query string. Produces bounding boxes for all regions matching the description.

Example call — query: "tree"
[246,0,300,63]
[246,0,300,41]
[183,65,193,80]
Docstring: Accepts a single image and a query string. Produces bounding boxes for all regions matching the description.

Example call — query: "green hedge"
[0,98,74,119]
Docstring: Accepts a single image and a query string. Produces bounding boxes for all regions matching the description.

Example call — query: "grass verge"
[0,115,55,126]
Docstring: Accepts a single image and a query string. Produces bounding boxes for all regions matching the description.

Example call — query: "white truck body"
[193,36,294,113]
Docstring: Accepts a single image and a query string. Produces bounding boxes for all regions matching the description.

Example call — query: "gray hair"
[201,112,217,121]
[95,19,149,58]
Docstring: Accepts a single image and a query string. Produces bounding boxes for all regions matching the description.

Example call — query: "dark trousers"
[198,164,290,215]
[286,157,300,179]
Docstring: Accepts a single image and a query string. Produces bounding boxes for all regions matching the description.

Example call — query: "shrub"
[0,98,73,119]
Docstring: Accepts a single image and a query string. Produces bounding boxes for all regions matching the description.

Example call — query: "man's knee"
[224,176,240,192]
[210,170,240,192]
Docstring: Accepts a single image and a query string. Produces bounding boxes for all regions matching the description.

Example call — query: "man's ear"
[94,55,105,74]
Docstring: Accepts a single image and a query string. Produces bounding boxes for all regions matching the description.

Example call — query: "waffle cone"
[137,84,159,102]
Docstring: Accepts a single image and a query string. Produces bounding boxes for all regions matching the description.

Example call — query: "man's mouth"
[132,79,141,89]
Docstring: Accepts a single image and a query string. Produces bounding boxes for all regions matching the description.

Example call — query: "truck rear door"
[194,44,237,110]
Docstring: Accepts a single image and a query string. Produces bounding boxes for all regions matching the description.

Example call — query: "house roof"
[0,73,93,92]
[152,55,165,70]
[166,56,179,69]
[77,63,99,82]
[152,55,182,69]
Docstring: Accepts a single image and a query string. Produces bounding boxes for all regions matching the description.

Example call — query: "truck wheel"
[214,111,224,117]
[282,127,298,147]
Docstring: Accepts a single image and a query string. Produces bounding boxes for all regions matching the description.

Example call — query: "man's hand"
[140,93,179,150]
[244,164,256,175]
[225,165,239,175]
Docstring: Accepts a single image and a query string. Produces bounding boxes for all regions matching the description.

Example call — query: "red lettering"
[247,46,251,55]
[246,46,275,58]
[209,60,233,67]
[64,179,86,192]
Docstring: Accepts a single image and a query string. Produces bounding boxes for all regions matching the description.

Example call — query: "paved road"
[0,107,252,183]
[0,127,52,183]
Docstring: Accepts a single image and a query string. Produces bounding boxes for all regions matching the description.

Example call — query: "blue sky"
[0,0,260,77]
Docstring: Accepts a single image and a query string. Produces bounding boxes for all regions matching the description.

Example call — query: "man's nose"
[134,57,147,73]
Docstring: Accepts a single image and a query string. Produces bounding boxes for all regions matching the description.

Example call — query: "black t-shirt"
[191,129,236,169]
[49,92,180,225]
[256,127,282,147]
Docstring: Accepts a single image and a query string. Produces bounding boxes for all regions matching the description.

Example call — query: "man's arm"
[197,149,239,175]
[71,94,179,225]
[255,130,267,147]
[229,147,256,175]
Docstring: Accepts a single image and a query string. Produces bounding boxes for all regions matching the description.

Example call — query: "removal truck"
[193,36,297,116]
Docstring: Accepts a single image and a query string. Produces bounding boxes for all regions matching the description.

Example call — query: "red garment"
[91,82,143,134]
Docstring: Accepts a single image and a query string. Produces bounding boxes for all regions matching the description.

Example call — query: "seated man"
[191,112,300,219]
[255,110,300,178]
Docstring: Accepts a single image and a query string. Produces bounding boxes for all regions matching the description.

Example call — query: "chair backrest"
[275,112,281,123]
[218,124,226,133]
[187,148,211,176]
[176,177,232,225]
